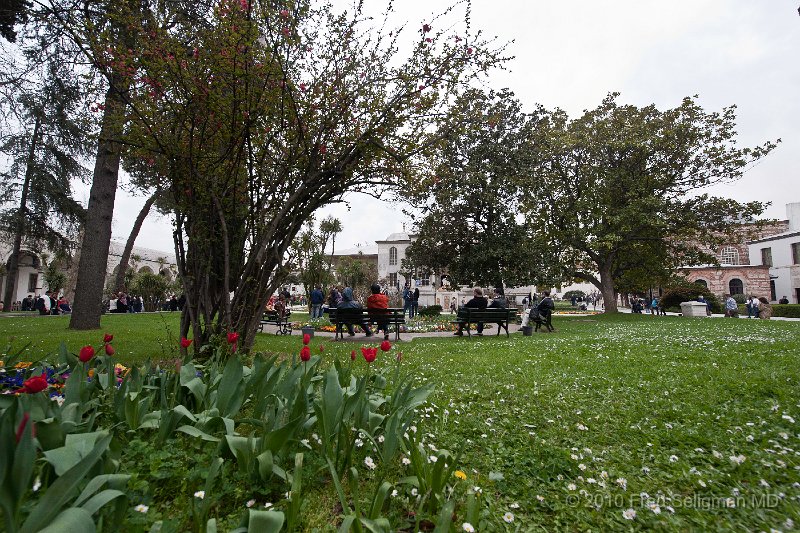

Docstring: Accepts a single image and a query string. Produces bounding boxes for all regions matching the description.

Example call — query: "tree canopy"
[521,94,777,311]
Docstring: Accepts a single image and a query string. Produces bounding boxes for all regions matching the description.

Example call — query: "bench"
[328,308,406,341]
[260,311,292,335]
[451,308,517,338]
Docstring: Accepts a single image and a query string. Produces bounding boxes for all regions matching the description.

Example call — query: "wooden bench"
[259,311,292,335]
[451,308,517,338]
[328,308,406,341]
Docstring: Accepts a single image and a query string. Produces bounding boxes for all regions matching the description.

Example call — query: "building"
[0,240,177,305]
[747,203,800,303]
[682,203,798,303]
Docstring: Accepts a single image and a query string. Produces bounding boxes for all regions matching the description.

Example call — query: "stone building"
[681,203,798,302]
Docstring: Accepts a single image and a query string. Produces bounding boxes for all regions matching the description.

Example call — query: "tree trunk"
[3,115,41,311]
[114,192,158,292]
[69,82,124,329]
[599,261,618,313]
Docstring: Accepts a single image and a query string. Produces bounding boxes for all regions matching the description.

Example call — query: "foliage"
[336,257,378,301]
[405,89,550,289]
[287,221,334,303]
[522,93,777,312]
[43,258,68,295]
[418,305,443,317]
[110,0,507,352]
[659,280,722,313]
[731,293,748,304]
[769,304,800,318]
[562,290,586,301]
[128,271,170,306]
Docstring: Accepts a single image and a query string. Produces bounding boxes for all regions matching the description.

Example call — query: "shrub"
[732,293,747,304]
[660,282,722,313]
[562,290,586,301]
[772,304,800,318]
[418,304,442,317]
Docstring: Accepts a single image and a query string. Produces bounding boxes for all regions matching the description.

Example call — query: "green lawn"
[2,312,799,531]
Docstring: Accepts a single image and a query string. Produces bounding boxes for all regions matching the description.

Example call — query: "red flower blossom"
[105,344,115,356]
[302,333,310,345]
[361,346,377,363]
[227,332,239,344]
[422,23,432,33]
[318,344,325,353]
[103,333,114,343]
[181,337,193,348]
[20,373,48,394]
[79,345,95,363]
[380,340,391,352]
[300,346,311,361]
[279,8,289,17]
[350,350,356,361]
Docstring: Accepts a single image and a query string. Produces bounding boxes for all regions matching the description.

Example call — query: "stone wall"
[682,265,772,299]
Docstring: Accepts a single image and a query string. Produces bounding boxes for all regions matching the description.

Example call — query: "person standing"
[650,297,659,316]
[745,296,759,318]
[49,291,59,315]
[310,285,325,319]
[779,295,789,305]
[402,285,413,317]
[412,287,420,318]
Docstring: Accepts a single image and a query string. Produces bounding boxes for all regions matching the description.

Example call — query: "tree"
[113,191,160,293]
[319,216,342,268]
[336,256,377,301]
[522,94,777,312]
[119,0,506,351]
[404,89,549,289]
[0,47,89,311]
[288,221,334,309]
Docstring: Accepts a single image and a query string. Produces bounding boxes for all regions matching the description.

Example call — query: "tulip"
[302,333,310,345]
[361,346,377,363]
[105,344,115,356]
[103,333,114,343]
[181,337,193,348]
[380,340,391,352]
[350,350,356,361]
[300,346,311,362]
[20,373,48,394]
[318,344,324,353]
[227,332,239,344]
[79,345,95,363]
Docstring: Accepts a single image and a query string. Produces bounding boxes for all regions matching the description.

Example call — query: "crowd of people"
[11,291,72,315]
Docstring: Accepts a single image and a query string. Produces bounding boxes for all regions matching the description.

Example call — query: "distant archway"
[728,278,744,295]
[694,279,708,288]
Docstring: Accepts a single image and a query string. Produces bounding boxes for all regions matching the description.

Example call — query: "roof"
[747,230,800,245]
[333,244,378,256]
[375,232,417,243]
[108,241,177,264]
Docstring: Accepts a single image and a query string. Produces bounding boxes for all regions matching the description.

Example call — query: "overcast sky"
[101,0,800,254]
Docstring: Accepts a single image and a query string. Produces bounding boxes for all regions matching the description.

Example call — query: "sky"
[99,0,800,254]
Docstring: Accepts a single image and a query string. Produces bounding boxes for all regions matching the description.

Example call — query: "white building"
[747,202,800,304]
[0,239,177,305]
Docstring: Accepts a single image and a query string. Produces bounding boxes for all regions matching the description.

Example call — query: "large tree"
[120,0,506,351]
[0,43,89,310]
[522,94,776,312]
[404,89,549,289]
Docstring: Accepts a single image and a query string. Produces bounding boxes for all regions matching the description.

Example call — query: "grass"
[2,312,799,531]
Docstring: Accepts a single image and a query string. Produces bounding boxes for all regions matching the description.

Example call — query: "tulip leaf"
[177,425,220,442]
[215,355,244,417]
[79,489,127,515]
[247,510,284,532]
[432,500,455,533]
[38,507,95,533]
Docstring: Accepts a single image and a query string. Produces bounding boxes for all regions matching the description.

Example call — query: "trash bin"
[301,326,315,338]
[521,326,533,336]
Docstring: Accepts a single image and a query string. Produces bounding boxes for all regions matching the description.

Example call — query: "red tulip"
[300,346,311,362]
[181,337,193,348]
[20,373,48,394]
[103,333,114,343]
[105,344,115,356]
[318,344,324,353]
[361,346,377,363]
[79,345,95,363]
[380,340,391,352]
[302,334,310,345]
[227,332,239,344]
[350,350,356,361]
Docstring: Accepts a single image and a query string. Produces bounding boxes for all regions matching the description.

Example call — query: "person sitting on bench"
[454,286,487,336]
[338,287,372,337]
[366,283,390,340]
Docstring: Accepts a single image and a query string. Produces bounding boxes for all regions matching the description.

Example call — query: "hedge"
[737,303,800,318]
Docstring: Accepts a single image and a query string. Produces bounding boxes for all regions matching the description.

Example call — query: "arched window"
[729,278,744,295]
[719,246,740,265]
[389,247,397,266]
[694,279,708,288]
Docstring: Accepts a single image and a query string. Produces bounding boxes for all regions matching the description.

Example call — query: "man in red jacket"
[367,283,390,340]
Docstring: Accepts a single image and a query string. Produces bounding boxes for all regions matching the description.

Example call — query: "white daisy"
[462,523,475,532]
[134,504,149,513]
[194,490,205,499]
[364,456,376,470]
[622,508,636,520]
[503,512,514,523]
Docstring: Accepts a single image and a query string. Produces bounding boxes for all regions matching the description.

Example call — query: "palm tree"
[319,216,342,268]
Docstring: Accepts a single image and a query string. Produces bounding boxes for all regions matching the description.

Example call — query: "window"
[389,247,397,266]
[719,246,740,265]
[761,247,773,267]
[694,279,708,288]
[729,278,744,295]
[792,242,800,265]
[389,272,398,288]
[27,273,38,292]
[770,280,776,302]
